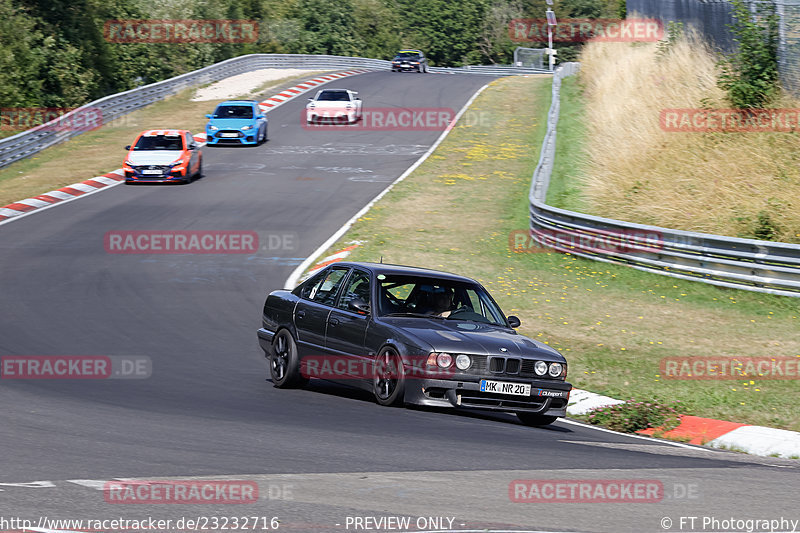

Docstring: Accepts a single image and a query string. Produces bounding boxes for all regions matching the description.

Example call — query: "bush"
[585,399,682,433]
[717,0,779,109]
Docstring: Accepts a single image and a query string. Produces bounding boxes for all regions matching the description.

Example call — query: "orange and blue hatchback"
[123,130,203,184]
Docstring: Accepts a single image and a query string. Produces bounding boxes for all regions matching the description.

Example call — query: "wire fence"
[627,0,800,95]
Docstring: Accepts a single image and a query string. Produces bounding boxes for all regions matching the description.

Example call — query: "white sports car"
[306,89,363,124]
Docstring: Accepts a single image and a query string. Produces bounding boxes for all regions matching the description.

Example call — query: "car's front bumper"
[392,64,421,71]
[405,377,571,416]
[306,111,357,123]
[124,168,186,182]
[206,129,258,145]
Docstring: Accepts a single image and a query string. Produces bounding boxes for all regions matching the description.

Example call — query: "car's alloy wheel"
[270,330,307,388]
[373,346,405,406]
[516,412,558,426]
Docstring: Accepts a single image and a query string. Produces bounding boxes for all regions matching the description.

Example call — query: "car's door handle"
[329,318,340,326]
[296,310,306,319]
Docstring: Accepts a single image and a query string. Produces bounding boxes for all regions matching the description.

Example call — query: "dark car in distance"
[391,50,429,73]
[258,262,571,426]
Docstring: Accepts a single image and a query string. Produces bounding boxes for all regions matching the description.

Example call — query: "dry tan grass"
[578,36,800,243]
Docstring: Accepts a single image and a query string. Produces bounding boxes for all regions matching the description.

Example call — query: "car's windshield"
[377,274,507,326]
[213,105,254,119]
[133,135,184,151]
[396,52,420,59]
[315,90,350,102]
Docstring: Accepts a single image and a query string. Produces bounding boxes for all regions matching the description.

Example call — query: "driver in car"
[428,287,455,317]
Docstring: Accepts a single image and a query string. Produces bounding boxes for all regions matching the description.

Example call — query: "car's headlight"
[241,125,253,131]
[534,361,548,376]
[124,160,134,166]
[436,352,453,368]
[308,103,316,108]
[455,354,471,370]
[208,125,218,131]
[549,362,564,378]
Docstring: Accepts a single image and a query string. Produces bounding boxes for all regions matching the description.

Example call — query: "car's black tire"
[194,159,203,179]
[270,330,307,388]
[373,346,405,407]
[516,412,558,426]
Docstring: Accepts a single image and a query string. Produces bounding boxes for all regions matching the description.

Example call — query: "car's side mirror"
[124,145,131,150]
[355,97,361,101]
[507,315,521,328]
[257,114,265,119]
[205,114,212,119]
[308,98,314,102]
[348,297,371,315]
[188,143,197,150]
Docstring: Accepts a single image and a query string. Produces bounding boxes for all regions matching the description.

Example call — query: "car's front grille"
[458,355,556,380]
[521,359,537,375]
[489,356,521,375]
[134,165,170,171]
[217,130,243,138]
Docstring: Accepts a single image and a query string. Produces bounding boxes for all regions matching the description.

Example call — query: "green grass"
[301,74,800,432]
[545,76,588,212]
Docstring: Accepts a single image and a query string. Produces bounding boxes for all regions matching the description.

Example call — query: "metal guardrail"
[529,63,800,297]
[0,54,548,169]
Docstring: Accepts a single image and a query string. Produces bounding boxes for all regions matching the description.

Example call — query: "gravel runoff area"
[191,68,319,101]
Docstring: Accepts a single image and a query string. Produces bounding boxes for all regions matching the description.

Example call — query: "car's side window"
[184,132,193,147]
[298,270,325,299]
[337,270,370,311]
[308,268,348,306]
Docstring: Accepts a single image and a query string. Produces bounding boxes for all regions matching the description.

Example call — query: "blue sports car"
[205,100,268,146]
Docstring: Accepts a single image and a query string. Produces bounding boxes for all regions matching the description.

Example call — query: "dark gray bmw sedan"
[258,262,571,426]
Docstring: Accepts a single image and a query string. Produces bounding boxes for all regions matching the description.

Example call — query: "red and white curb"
[258,70,369,113]
[0,170,126,226]
[568,388,800,459]
[0,70,369,227]
[0,134,206,226]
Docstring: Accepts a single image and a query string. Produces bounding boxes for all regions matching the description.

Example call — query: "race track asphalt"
[0,71,797,533]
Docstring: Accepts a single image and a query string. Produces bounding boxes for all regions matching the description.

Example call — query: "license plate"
[480,380,531,396]
[220,132,238,138]
[142,169,162,175]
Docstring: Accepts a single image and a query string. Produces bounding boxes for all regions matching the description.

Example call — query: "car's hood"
[207,118,257,130]
[126,151,183,165]
[380,317,564,361]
